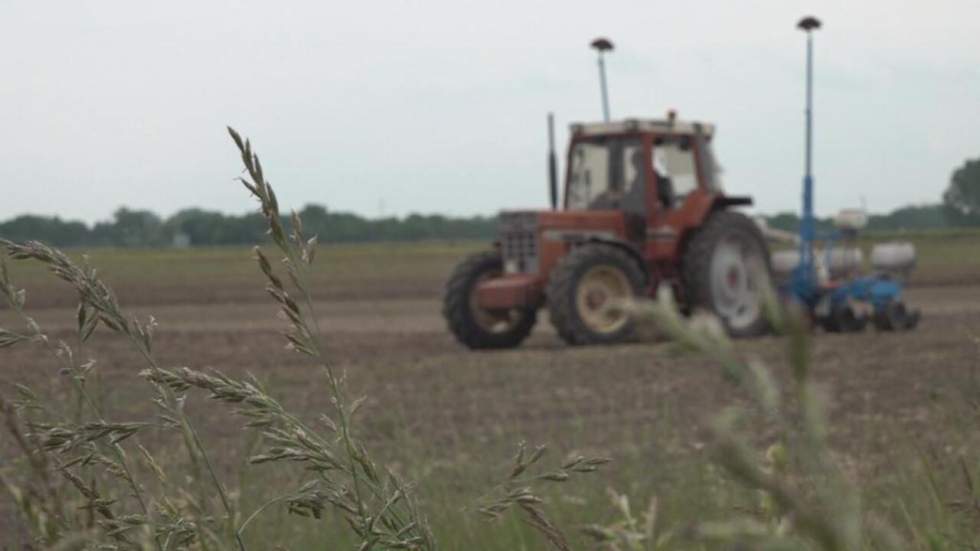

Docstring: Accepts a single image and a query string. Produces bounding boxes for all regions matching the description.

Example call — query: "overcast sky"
[2,0,979,224]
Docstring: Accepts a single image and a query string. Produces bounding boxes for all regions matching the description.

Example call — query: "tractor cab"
[565,118,721,216]
[559,118,737,248]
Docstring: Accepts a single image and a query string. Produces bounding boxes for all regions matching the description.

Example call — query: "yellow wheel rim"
[575,265,632,334]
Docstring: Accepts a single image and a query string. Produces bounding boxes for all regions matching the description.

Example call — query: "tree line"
[766,157,980,233]
[0,202,966,248]
[3,156,979,247]
[0,205,498,248]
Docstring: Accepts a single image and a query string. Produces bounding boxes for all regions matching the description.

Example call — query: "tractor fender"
[579,237,650,285]
[711,195,754,210]
[672,194,759,262]
[671,194,754,256]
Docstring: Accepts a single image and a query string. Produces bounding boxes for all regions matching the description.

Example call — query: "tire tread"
[681,211,771,338]
[443,251,537,349]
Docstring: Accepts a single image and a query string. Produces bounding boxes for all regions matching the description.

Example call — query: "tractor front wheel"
[546,244,646,345]
[682,211,771,337]
[443,251,537,349]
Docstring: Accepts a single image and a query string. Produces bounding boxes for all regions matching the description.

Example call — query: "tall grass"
[1,129,977,550]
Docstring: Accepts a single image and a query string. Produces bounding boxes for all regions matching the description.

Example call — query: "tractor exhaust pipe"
[547,112,558,210]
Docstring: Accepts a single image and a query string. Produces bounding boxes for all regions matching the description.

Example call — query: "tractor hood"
[479,209,636,310]
[498,209,628,241]
[496,209,631,276]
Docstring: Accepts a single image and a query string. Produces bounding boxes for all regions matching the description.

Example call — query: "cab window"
[566,137,645,216]
[653,138,698,208]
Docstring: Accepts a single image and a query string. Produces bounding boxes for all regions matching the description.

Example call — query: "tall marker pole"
[796,16,821,295]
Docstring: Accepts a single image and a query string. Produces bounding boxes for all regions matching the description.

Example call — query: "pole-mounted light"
[798,16,820,181]
[590,38,614,122]
[795,15,822,295]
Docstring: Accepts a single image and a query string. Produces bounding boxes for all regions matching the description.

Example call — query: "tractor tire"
[443,251,537,349]
[820,303,867,333]
[546,243,646,345]
[872,301,921,332]
[682,211,772,338]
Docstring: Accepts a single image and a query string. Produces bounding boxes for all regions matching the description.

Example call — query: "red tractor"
[443,115,771,348]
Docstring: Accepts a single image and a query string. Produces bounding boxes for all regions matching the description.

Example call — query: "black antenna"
[547,112,558,210]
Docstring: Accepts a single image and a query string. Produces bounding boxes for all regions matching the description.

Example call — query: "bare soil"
[3,284,977,464]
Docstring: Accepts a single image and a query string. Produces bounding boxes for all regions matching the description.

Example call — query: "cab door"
[644,135,712,263]
[617,137,649,244]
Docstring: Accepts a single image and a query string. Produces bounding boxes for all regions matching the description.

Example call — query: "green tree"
[866,204,947,231]
[0,215,90,247]
[91,208,165,247]
[943,157,980,226]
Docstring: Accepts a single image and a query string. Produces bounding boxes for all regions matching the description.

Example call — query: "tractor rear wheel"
[546,244,646,345]
[443,251,537,349]
[682,211,771,337]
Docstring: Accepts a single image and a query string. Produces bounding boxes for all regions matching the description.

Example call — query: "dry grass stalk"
[0,129,436,550]
[581,490,671,551]
[0,242,242,550]
[227,126,434,550]
[633,287,906,551]
[478,441,611,551]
